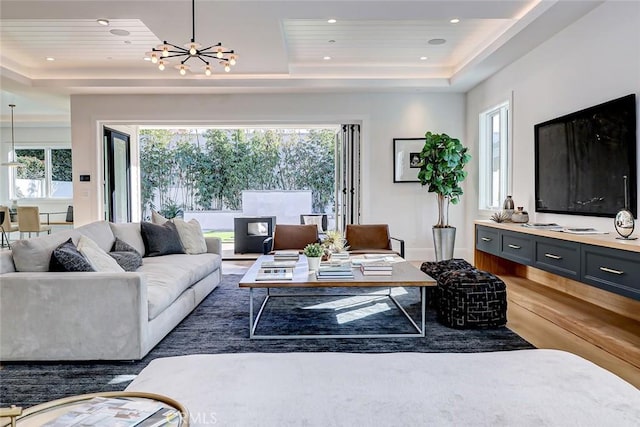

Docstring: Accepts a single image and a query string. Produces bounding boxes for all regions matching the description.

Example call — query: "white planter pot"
[307,256,321,271]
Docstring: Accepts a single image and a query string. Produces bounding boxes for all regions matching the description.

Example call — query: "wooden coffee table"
[239,254,436,339]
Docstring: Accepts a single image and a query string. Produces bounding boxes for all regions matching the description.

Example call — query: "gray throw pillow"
[140,221,185,257]
[112,237,142,255]
[109,251,143,271]
[109,237,143,271]
[49,238,95,272]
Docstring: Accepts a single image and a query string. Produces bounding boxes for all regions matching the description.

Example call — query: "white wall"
[465,1,640,253]
[70,92,466,260]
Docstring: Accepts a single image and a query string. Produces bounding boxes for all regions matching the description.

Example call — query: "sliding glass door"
[104,127,131,222]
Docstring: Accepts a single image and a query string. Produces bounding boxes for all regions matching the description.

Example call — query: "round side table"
[0,391,189,427]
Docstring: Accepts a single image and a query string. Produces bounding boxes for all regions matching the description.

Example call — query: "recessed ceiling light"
[328,39,336,43]
[428,38,446,45]
[420,56,428,60]
[124,40,131,44]
[327,19,337,24]
[110,29,130,36]
[450,18,460,24]
[97,18,110,26]
[46,57,55,61]
[323,56,332,60]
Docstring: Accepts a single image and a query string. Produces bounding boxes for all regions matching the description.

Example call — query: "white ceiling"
[0,0,603,119]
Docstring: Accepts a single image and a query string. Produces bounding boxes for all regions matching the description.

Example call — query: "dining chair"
[0,206,19,248]
[345,224,405,258]
[17,206,52,238]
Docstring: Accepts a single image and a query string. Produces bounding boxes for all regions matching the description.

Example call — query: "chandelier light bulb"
[158,61,166,71]
[162,46,169,57]
[205,66,212,76]
[151,53,158,64]
[224,63,231,72]
[229,55,237,66]
[189,44,197,55]
[217,48,224,59]
[180,67,186,75]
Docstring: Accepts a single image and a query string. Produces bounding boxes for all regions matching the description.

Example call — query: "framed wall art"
[393,138,425,183]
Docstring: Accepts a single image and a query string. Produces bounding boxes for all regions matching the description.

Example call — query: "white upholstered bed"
[126,350,640,426]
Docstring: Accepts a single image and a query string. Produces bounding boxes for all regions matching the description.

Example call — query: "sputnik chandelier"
[146,0,238,76]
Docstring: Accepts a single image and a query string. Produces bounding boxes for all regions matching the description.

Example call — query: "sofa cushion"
[141,221,185,257]
[12,229,78,272]
[110,222,146,256]
[173,218,207,254]
[75,221,116,253]
[141,253,221,320]
[77,235,124,273]
[49,238,95,272]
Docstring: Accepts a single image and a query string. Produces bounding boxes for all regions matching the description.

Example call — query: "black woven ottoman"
[420,258,474,281]
[436,269,507,329]
[420,259,474,308]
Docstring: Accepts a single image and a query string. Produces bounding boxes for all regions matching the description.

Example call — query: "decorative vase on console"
[511,207,529,223]
[614,175,636,240]
[503,196,515,220]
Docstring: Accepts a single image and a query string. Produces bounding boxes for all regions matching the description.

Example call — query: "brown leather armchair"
[263,224,320,254]
[345,224,405,258]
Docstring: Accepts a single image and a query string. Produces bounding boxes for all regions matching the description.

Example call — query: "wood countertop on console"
[474,220,640,253]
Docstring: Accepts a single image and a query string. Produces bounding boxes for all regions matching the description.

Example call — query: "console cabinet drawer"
[476,226,500,256]
[501,230,533,265]
[581,245,640,300]
[534,236,580,281]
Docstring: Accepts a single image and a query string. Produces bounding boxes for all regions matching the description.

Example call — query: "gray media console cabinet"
[473,220,640,387]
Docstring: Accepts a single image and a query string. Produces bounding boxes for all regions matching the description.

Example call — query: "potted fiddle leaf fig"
[418,131,471,261]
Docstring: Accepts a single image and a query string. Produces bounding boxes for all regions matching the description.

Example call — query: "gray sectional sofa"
[0,220,222,361]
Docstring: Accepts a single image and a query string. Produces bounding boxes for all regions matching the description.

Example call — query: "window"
[479,101,510,210]
[13,148,73,199]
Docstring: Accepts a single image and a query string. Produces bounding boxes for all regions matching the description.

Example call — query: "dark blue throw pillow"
[140,221,185,257]
[49,238,95,272]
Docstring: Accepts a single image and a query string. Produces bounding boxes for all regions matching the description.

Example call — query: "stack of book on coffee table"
[256,259,296,281]
[360,261,393,276]
[274,250,300,262]
[329,252,350,261]
[316,260,354,280]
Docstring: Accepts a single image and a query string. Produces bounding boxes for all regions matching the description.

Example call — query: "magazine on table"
[256,267,294,281]
[42,397,163,427]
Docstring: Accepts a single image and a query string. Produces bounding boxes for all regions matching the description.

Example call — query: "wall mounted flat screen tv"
[535,94,637,217]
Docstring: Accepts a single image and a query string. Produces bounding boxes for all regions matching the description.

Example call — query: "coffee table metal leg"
[250,288,271,338]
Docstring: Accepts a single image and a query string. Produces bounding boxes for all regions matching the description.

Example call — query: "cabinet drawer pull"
[481,237,492,242]
[599,266,624,275]
[544,253,562,260]
[508,244,521,250]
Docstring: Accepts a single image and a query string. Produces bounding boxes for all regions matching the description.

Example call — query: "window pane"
[15,149,45,198]
[491,113,501,207]
[51,149,73,198]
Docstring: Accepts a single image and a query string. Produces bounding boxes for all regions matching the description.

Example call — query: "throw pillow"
[77,235,124,273]
[151,210,168,225]
[112,237,142,255]
[109,251,143,271]
[49,238,95,272]
[109,237,143,271]
[173,218,207,254]
[140,221,185,257]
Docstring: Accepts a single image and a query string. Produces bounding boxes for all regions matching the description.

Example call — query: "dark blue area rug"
[0,274,533,406]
